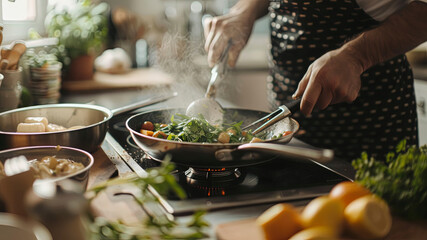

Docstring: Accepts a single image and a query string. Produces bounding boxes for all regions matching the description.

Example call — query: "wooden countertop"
[86,148,148,224]
[61,68,174,92]
[215,210,427,240]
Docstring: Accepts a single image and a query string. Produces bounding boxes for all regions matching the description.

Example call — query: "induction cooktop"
[104,112,353,216]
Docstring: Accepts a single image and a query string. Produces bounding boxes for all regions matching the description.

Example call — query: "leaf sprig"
[352,140,427,219]
[86,157,209,239]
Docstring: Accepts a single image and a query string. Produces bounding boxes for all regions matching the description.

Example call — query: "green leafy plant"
[24,48,60,68]
[86,157,209,239]
[352,140,427,219]
[45,0,109,61]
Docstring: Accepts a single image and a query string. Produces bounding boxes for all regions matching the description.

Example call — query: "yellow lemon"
[289,226,338,240]
[301,196,344,236]
[344,195,392,239]
[329,181,371,207]
[256,203,302,240]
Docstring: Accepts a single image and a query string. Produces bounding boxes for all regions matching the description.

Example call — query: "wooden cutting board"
[61,68,174,92]
[216,214,427,240]
[87,149,148,224]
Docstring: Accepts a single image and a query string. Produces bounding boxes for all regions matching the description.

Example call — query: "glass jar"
[0,67,23,112]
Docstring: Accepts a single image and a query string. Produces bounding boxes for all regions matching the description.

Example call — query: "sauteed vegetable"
[16,116,84,133]
[140,114,293,144]
[0,156,84,179]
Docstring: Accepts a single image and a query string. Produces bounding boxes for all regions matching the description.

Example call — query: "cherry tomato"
[218,132,230,143]
[142,121,154,131]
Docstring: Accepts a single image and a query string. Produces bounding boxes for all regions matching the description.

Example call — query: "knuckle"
[211,17,219,24]
[346,92,358,103]
[212,17,225,27]
[335,88,347,99]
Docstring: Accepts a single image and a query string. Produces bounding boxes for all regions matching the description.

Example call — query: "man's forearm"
[230,0,270,22]
[342,1,427,72]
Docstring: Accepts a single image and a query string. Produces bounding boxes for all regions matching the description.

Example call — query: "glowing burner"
[189,186,227,197]
[184,167,245,187]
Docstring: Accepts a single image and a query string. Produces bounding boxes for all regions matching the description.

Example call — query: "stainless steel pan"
[0,93,177,152]
[126,108,333,168]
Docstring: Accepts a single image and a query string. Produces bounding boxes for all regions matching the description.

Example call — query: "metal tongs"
[205,39,233,98]
[243,99,301,135]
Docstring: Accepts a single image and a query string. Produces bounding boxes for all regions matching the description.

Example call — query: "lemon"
[329,181,371,207]
[256,203,302,240]
[344,195,392,239]
[301,196,344,236]
[289,226,338,240]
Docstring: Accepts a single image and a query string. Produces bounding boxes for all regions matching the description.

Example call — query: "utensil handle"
[238,142,334,163]
[205,40,233,98]
[111,92,178,116]
[284,98,301,114]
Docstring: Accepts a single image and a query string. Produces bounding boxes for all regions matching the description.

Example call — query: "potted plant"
[45,0,109,80]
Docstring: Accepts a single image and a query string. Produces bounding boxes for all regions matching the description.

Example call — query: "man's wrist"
[339,41,369,74]
[230,0,269,21]
[340,33,373,73]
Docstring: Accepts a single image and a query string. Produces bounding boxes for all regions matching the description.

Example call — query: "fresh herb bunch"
[352,140,427,219]
[156,114,255,143]
[24,49,60,68]
[86,157,209,239]
[45,0,109,60]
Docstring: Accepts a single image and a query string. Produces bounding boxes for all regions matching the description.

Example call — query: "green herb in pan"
[142,114,257,143]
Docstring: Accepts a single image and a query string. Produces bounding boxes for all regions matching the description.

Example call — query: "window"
[2,0,36,21]
[0,0,47,44]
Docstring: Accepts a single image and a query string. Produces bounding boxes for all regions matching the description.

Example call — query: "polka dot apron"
[267,0,419,160]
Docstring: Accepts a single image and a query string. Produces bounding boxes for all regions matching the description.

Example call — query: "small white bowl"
[0,145,94,189]
[0,212,52,240]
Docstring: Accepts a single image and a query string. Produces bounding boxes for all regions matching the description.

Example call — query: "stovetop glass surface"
[109,113,348,200]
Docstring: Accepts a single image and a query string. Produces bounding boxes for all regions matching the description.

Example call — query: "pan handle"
[111,92,178,116]
[215,143,333,163]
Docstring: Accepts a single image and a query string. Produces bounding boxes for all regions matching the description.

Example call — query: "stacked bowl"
[28,62,62,105]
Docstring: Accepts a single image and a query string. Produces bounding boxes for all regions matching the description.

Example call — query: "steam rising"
[151,33,211,108]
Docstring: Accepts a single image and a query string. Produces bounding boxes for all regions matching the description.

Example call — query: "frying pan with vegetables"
[126,108,333,168]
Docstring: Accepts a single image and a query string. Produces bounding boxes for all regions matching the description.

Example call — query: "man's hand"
[293,1,427,116]
[204,12,254,68]
[292,48,364,116]
[203,0,269,67]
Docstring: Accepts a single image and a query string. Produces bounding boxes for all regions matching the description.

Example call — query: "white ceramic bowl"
[0,145,94,189]
[0,212,52,240]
